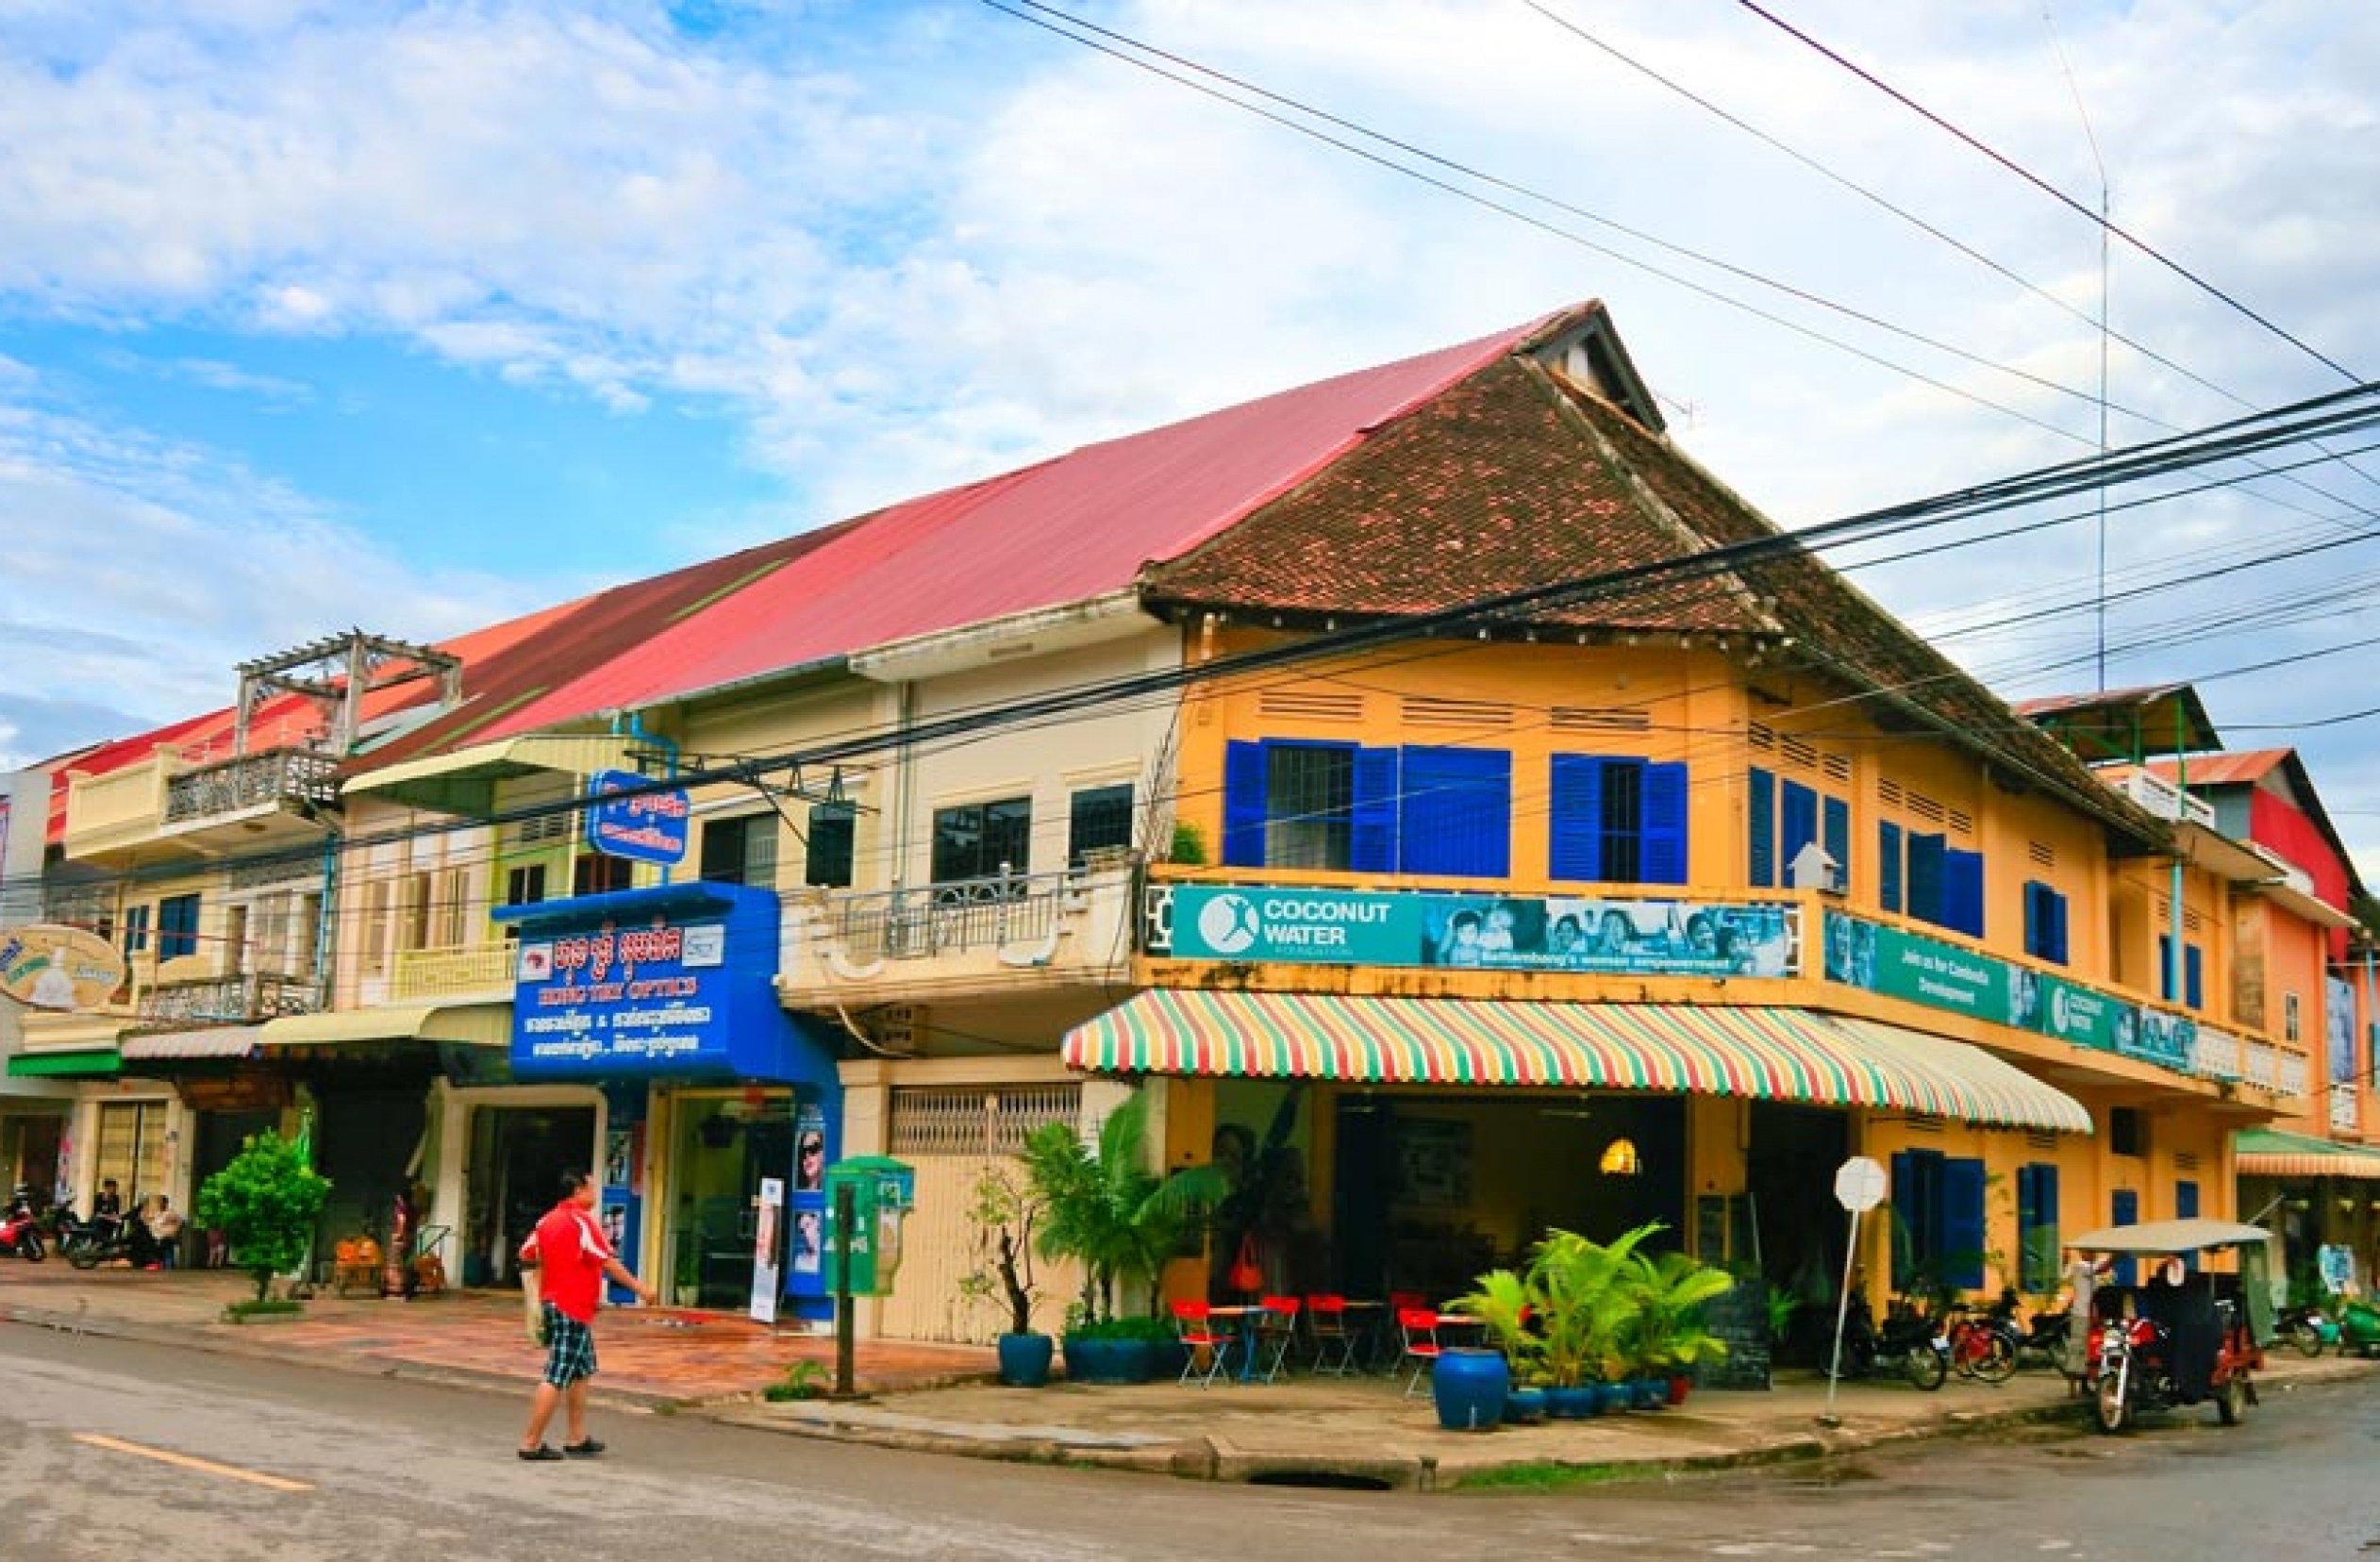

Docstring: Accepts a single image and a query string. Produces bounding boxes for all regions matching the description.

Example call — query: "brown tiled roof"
[1143,340,2162,846]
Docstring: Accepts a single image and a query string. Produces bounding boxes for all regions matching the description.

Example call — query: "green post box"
[824,1155,916,1298]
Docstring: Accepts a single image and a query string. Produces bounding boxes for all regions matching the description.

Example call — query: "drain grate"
[1246,1471,1395,1492]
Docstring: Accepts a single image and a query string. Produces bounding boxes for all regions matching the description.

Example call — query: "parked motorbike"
[1998,1287,2071,1368]
[1825,1289,1949,1390]
[2276,1302,2338,1357]
[59,1211,138,1270]
[2074,1217,2266,1435]
[0,1186,47,1262]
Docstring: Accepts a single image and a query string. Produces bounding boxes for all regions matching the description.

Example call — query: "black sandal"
[562,1438,606,1456]
[518,1445,566,1462]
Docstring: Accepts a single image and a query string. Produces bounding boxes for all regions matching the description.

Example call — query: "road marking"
[74,1433,313,1493]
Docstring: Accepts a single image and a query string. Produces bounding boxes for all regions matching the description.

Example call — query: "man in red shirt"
[518,1169,656,1461]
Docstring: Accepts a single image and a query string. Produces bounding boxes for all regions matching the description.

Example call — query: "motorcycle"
[59,1210,139,1270]
[1999,1287,2072,1369]
[2294,1296,2380,1358]
[0,1187,47,1262]
[1825,1288,1949,1391]
[2276,1302,2338,1357]
[2075,1216,2269,1435]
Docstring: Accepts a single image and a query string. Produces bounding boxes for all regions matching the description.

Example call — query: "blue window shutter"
[1351,746,1401,873]
[1943,848,1985,939]
[2176,1179,2200,1272]
[1549,755,1604,882]
[1889,1150,1916,1293]
[1223,741,1268,867]
[2051,892,2070,965]
[2158,934,2174,1001]
[1639,762,1689,886]
[1399,747,1511,878]
[1906,832,1945,923]
[2185,944,2204,1010]
[1823,795,1850,888]
[1782,780,1818,872]
[1748,767,1774,888]
[2023,881,2041,955]
[2111,1189,2139,1287]
[1943,1156,1987,1290]
[1879,822,1903,913]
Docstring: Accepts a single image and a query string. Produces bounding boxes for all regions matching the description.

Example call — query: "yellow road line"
[74,1433,313,1493]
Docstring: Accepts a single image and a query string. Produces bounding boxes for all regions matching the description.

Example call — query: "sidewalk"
[4,1264,2368,1490]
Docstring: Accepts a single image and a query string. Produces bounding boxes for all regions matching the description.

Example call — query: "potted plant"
[1023,1093,1225,1383]
[1624,1246,1734,1406]
[1456,1222,1657,1421]
[959,1158,1053,1387]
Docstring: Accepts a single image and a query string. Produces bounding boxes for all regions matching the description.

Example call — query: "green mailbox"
[823,1155,916,1297]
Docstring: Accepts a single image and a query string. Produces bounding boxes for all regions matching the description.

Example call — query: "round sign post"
[1822,1155,1889,1427]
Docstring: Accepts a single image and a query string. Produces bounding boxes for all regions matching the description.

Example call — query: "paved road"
[4,1324,2374,1560]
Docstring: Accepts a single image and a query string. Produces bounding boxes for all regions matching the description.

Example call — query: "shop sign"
[1170,886,1798,976]
[0,923,126,1013]
[583,770,690,865]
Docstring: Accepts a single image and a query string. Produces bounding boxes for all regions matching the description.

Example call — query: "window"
[433,867,472,947]
[1748,768,1849,890]
[2175,1179,2201,1275]
[2022,881,2070,966]
[397,872,431,953]
[295,893,322,976]
[1878,822,1903,912]
[503,863,548,907]
[2285,990,2303,1042]
[122,905,152,956]
[2016,1163,2060,1291]
[932,797,1032,882]
[1067,784,1136,867]
[1890,1149,1985,1292]
[157,893,201,961]
[804,804,855,889]
[1900,832,1984,938]
[700,814,779,889]
[2110,1188,2140,1287]
[2159,937,2205,1009]
[573,853,633,896]
[221,904,248,976]
[1399,750,1510,877]
[1224,739,1515,877]
[95,1102,169,1209]
[1552,755,1686,886]
[359,881,391,974]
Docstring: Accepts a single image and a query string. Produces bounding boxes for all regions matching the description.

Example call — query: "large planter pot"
[1504,1386,1547,1424]
[1543,1385,1597,1421]
[997,1332,1054,1388]
[1593,1380,1632,1415]
[1666,1372,1693,1407]
[1630,1376,1668,1410]
[1063,1336,1154,1385]
[1431,1347,1509,1431]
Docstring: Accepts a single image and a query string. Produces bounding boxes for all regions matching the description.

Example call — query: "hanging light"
[1599,1137,1640,1176]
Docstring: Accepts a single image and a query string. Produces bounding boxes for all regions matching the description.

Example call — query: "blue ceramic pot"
[997,1332,1054,1387]
[1432,1347,1509,1431]
[1544,1385,1598,1420]
[1632,1376,1668,1410]
[1504,1386,1547,1424]
[1594,1380,1632,1414]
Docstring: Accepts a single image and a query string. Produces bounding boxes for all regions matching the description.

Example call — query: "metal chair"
[1171,1300,1236,1387]
[1395,1306,1444,1398]
[1305,1293,1359,1374]
[1252,1295,1301,1383]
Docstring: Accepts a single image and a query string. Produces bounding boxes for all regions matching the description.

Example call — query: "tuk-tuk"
[2066,1217,2274,1435]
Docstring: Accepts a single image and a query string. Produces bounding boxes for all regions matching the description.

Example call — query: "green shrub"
[194,1129,331,1304]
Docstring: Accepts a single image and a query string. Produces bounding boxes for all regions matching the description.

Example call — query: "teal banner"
[1171,886,1798,976]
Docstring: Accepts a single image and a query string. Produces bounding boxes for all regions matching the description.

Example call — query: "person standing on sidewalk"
[517,1169,656,1462]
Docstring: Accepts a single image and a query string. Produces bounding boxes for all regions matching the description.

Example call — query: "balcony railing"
[391,942,517,1002]
[2332,1079,2361,1133]
[828,871,1068,964]
[163,746,340,825]
[141,972,324,1025]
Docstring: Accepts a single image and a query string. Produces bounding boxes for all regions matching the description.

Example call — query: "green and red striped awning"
[2234,1126,2380,1180]
[1060,991,2090,1134]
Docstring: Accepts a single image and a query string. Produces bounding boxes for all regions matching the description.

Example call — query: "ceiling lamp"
[1599,1137,1640,1176]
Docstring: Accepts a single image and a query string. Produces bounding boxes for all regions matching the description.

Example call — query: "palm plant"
[1021,1094,1225,1325]
[1456,1221,1663,1389]
[1623,1246,1736,1377]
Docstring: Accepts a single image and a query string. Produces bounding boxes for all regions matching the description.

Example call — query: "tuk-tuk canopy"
[2066,1218,2275,1255]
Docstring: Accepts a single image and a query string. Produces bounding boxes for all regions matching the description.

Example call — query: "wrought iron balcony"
[780,860,1138,1004]
[831,871,1067,964]
[163,746,340,825]
[140,972,324,1025]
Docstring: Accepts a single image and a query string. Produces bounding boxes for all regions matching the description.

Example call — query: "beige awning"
[257,1003,510,1049]
[341,733,633,814]
[121,1025,264,1061]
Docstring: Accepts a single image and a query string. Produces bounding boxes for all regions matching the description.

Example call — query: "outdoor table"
[1208,1304,1275,1383]
[1338,1299,1391,1371]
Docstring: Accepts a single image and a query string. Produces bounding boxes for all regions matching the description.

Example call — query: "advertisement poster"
[1173,885,1797,977]
[749,1175,785,1324]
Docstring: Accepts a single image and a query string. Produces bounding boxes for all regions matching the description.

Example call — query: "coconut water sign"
[0,924,126,1012]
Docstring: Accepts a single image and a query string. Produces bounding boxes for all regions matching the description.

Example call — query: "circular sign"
[0,923,127,1013]
[1834,1155,1888,1213]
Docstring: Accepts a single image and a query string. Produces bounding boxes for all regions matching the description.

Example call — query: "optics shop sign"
[1171,886,1799,977]
[498,883,800,1080]
[583,769,690,866]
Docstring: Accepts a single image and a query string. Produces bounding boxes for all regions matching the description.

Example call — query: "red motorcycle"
[0,1186,48,1262]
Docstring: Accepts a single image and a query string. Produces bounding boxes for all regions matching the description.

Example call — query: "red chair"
[1171,1299,1236,1388]
[1252,1295,1301,1383]
[1305,1293,1358,1374]
[1395,1306,1444,1398]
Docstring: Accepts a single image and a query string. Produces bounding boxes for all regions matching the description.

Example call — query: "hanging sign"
[584,770,690,865]
[0,924,126,1012]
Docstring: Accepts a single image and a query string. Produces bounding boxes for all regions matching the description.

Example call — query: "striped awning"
[121,1025,264,1062]
[2235,1126,2380,1180]
[1060,991,2091,1134]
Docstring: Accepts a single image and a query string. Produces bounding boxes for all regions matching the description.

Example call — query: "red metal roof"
[472,309,1575,739]
[2136,751,2288,788]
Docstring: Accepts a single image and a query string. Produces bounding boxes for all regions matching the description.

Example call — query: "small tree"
[958,1158,1044,1338]
[195,1129,332,1303]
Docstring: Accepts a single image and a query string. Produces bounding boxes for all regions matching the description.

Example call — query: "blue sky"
[7,2,2380,872]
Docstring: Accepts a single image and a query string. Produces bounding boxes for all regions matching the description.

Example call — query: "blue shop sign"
[584,769,691,865]
[494,882,814,1082]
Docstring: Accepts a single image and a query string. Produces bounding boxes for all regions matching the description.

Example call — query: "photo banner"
[1170,885,1799,977]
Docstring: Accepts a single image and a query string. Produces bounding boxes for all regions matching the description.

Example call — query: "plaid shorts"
[541,1304,599,1387]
